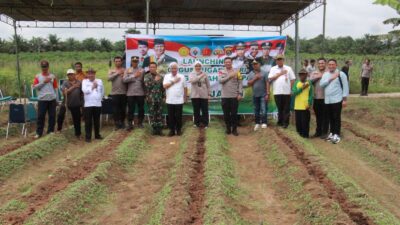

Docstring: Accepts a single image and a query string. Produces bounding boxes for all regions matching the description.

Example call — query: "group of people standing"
[32,52,351,144]
[33,60,104,142]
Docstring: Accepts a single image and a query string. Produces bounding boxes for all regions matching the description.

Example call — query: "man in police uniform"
[142,38,177,69]
[259,42,276,73]
[232,41,249,71]
[144,62,165,135]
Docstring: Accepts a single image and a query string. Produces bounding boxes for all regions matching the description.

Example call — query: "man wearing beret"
[142,38,177,69]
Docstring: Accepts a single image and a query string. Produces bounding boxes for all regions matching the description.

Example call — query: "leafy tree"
[374,0,400,35]
[99,38,113,52]
[47,34,61,51]
[81,38,100,51]
[124,28,141,34]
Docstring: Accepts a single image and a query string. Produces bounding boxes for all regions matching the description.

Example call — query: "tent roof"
[0,0,316,27]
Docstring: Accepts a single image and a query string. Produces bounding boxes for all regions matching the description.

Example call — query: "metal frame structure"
[1,0,327,100]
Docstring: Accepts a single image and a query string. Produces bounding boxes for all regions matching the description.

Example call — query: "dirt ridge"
[3,131,129,225]
[273,127,375,225]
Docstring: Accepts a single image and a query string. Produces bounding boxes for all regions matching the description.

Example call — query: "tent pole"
[13,20,22,103]
[146,0,150,34]
[322,0,327,57]
[294,13,300,74]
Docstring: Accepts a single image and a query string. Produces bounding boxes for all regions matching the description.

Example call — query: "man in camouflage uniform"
[144,62,165,135]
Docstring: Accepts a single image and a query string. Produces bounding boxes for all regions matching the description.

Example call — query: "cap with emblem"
[131,56,139,62]
[275,54,285,60]
[261,42,272,49]
[235,41,246,50]
[249,41,258,47]
[40,60,49,68]
[251,59,260,64]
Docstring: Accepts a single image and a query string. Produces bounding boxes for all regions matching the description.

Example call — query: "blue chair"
[25,103,37,135]
[6,103,27,139]
[101,98,114,125]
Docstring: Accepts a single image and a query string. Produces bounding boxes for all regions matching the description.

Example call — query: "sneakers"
[254,124,260,131]
[331,134,341,144]
[325,133,333,141]
[261,123,267,129]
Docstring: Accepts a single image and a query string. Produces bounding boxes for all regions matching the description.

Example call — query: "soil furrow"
[2,130,129,225]
[272,127,375,225]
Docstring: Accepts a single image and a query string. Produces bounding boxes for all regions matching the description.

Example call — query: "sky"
[0,0,398,42]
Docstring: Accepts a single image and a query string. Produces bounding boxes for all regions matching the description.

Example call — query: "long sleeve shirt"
[189,72,211,99]
[82,78,104,107]
[108,68,127,95]
[320,70,349,104]
[218,69,243,98]
[123,67,145,96]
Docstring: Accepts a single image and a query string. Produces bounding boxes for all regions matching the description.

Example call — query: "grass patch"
[22,129,149,225]
[144,125,193,225]
[259,133,339,225]
[0,132,70,180]
[283,128,400,225]
[24,162,111,225]
[115,128,149,169]
[203,123,249,225]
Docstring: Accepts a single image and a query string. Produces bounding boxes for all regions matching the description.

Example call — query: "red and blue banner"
[125,34,287,115]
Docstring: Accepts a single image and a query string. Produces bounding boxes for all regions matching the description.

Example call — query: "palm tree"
[47,34,60,51]
[374,0,400,35]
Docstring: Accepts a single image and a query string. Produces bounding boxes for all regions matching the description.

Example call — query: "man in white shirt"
[268,54,296,128]
[163,62,188,136]
[82,68,104,142]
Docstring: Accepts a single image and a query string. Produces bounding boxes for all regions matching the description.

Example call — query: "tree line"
[0,33,399,55]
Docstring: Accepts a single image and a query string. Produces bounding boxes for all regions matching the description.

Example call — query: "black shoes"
[176,130,182,136]
[168,130,175,137]
[95,135,103,140]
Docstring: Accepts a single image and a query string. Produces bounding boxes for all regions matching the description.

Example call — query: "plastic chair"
[101,98,114,125]
[24,103,37,135]
[0,89,12,111]
[6,103,27,139]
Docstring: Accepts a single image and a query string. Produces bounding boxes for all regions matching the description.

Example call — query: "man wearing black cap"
[123,56,145,130]
[247,59,269,131]
[108,56,127,130]
[260,42,276,73]
[138,40,149,68]
[32,60,58,138]
[142,38,177,69]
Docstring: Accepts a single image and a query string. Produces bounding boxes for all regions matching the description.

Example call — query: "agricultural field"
[0,96,399,225]
[1,52,400,98]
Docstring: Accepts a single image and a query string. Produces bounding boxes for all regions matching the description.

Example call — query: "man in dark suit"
[142,38,177,71]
